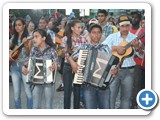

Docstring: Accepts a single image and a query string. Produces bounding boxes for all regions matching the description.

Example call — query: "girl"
[27,20,36,37]
[9,18,32,109]
[22,29,59,109]
[61,19,88,109]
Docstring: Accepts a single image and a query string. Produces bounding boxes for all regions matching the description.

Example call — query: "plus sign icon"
[137,89,158,110]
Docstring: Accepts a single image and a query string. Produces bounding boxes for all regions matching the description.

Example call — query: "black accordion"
[73,48,119,88]
[26,58,57,84]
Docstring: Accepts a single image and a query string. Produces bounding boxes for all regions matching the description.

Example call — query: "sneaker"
[56,84,64,92]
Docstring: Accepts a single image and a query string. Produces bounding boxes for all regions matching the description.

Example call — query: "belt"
[120,66,135,69]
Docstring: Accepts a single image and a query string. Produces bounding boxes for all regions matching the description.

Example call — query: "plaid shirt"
[72,42,111,59]
[62,35,88,63]
[30,44,60,67]
[101,22,113,38]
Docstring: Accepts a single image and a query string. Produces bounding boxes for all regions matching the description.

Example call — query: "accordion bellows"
[26,58,57,84]
[73,49,119,88]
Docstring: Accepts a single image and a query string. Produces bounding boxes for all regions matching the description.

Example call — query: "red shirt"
[130,27,145,68]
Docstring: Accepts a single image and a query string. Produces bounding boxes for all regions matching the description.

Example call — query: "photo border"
[3,2,151,115]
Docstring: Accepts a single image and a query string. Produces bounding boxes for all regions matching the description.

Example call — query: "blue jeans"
[110,68,135,109]
[63,63,80,109]
[131,65,145,108]
[10,62,33,109]
[83,85,110,109]
[32,84,55,109]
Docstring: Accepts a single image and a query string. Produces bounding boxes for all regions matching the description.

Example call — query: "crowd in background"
[9,9,145,109]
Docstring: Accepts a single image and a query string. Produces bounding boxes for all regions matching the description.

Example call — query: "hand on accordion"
[70,60,79,73]
[22,65,29,75]
[49,62,57,72]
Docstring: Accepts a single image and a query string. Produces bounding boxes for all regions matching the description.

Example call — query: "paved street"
[9,72,73,109]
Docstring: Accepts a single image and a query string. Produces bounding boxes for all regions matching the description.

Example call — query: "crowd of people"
[9,9,145,109]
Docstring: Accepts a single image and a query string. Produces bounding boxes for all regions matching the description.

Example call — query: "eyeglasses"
[98,15,105,17]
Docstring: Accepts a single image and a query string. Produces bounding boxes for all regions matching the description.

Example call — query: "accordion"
[26,58,57,84]
[73,48,119,88]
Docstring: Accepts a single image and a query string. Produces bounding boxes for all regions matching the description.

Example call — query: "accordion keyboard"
[73,50,89,84]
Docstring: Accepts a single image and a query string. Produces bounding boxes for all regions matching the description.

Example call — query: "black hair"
[97,9,108,16]
[131,11,142,20]
[11,18,28,49]
[108,17,115,22]
[28,20,37,29]
[88,24,102,33]
[52,16,63,33]
[33,29,55,47]
[109,20,116,26]
[39,17,48,23]
[64,19,81,50]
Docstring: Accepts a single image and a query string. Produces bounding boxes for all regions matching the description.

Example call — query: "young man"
[97,9,113,39]
[68,24,114,109]
[39,17,55,43]
[130,11,145,108]
[102,15,142,109]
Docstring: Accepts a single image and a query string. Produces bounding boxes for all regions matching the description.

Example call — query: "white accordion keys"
[73,50,89,84]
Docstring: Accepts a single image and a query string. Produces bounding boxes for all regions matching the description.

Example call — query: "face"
[119,24,130,35]
[15,20,25,33]
[131,14,141,25]
[39,19,47,29]
[28,22,35,32]
[97,13,106,23]
[61,20,66,28]
[89,27,102,44]
[9,14,14,21]
[48,21,53,30]
[50,17,55,23]
[33,31,45,47]
[71,23,82,36]
[109,21,113,26]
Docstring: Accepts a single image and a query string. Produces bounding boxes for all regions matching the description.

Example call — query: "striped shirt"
[102,31,138,67]
[30,44,60,68]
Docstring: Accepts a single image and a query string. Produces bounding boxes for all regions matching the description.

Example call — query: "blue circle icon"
[137,89,158,110]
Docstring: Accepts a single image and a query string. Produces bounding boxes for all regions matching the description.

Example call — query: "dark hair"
[131,11,142,20]
[64,19,81,49]
[108,17,115,22]
[109,20,116,26]
[39,17,48,23]
[88,24,102,33]
[28,20,37,29]
[11,18,28,49]
[97,9,108,16]
[33,29,55,47]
